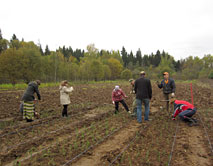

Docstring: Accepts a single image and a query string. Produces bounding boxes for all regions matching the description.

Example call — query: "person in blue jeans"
[134,71,152,123]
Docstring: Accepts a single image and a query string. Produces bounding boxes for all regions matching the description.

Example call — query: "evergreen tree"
[0,29,8,54]
[39,45,44,56]
[121,46,128,67]
[0,29,2,40]
[128,51,134,65]
[153,50,161,67]
[142,55,150,67]
[45,45,50,56]
[11,34,18,41]
[10,34,20,49]
[136,48,142,66]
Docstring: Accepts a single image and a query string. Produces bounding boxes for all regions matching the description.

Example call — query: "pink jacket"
[112,89,127,102]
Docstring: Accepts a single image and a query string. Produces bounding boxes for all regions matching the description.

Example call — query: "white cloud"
[0,0,213,60]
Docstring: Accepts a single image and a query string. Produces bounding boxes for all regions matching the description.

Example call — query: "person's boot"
[26,119,33,122]
[65,110,68,117]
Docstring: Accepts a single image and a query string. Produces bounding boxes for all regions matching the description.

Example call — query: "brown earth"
[0,81,213,165]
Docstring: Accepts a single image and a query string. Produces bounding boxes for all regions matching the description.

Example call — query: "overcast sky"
[1,0,213,60]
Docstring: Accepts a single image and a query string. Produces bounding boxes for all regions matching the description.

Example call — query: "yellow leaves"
[107,58,123,79]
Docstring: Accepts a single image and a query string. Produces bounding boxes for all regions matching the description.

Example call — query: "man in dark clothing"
[134,71,152,123]
[21,80,41,122]
[157,72,176,112]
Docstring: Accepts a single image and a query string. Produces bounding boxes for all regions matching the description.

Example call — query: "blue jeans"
[136,98,150,123]
[179,108,196,121]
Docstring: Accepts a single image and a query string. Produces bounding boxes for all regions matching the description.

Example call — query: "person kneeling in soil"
[112,85,131,114]
[21,80,41,122]
[59,80,74,117]
[170,98,197,126]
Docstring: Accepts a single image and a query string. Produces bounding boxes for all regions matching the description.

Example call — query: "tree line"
[0,29,213,85]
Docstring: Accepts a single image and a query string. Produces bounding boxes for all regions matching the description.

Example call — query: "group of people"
[20,71,197,126]
[112,71,197,126]
[21,80,74,122]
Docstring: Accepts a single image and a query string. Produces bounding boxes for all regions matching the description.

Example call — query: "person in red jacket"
[112,85,131,114]
[170,99,197,126]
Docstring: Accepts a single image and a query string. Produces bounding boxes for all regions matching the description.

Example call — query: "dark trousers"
[115,100,129,113]
[179,108,196,121]
[62,105,68,117]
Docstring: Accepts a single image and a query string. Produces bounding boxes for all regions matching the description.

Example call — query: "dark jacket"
[22,81,41,101]
[134,77,152,100]
[158,78,175,94]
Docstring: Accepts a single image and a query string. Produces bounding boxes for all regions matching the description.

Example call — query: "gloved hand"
[112,101,115,104]
[171,93,175,97]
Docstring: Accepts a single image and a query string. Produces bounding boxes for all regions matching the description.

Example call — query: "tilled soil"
[0,81,213,166]
[172,117,212,166]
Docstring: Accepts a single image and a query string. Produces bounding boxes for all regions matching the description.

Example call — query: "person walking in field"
[129,79,137,117]
[21,80,41,122]
[157,72,176,111]
[134,71,152,123]
[112,85,131,114]
[59,80,74,117]
[170,98,197,126]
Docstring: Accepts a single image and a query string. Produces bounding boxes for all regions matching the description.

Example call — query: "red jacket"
[173,100,195,118]
[112,89,127,102]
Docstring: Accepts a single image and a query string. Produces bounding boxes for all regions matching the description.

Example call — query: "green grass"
[0,80,123,90]
[0,82,60,90]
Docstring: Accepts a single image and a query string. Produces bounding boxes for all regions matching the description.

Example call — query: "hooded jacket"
[22,81,41,101]
[59,86,74,105]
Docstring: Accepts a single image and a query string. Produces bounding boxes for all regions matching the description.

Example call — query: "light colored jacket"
[59,86,74,105]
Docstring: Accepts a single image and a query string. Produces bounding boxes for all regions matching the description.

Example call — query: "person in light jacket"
[59,80,74,117]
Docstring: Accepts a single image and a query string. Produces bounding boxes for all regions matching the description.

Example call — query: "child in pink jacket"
[112,85,131,114]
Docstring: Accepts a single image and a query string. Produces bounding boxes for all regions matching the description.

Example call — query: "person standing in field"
[21,80,41,122]
[112,85,131,114]
[59,80,74,117]
[157,72,176,111]
[134,71,152,123]
[129,79,137,117]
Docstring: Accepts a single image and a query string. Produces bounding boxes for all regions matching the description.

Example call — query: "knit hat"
[115,85,119,91]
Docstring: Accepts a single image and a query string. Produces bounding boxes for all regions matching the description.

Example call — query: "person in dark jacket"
[134,71,152,123]
[21,80,41,122]
[157,72,176,111]
[170,98,197,126]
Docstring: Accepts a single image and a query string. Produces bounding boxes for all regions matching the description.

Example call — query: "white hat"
[115,85,119,90]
